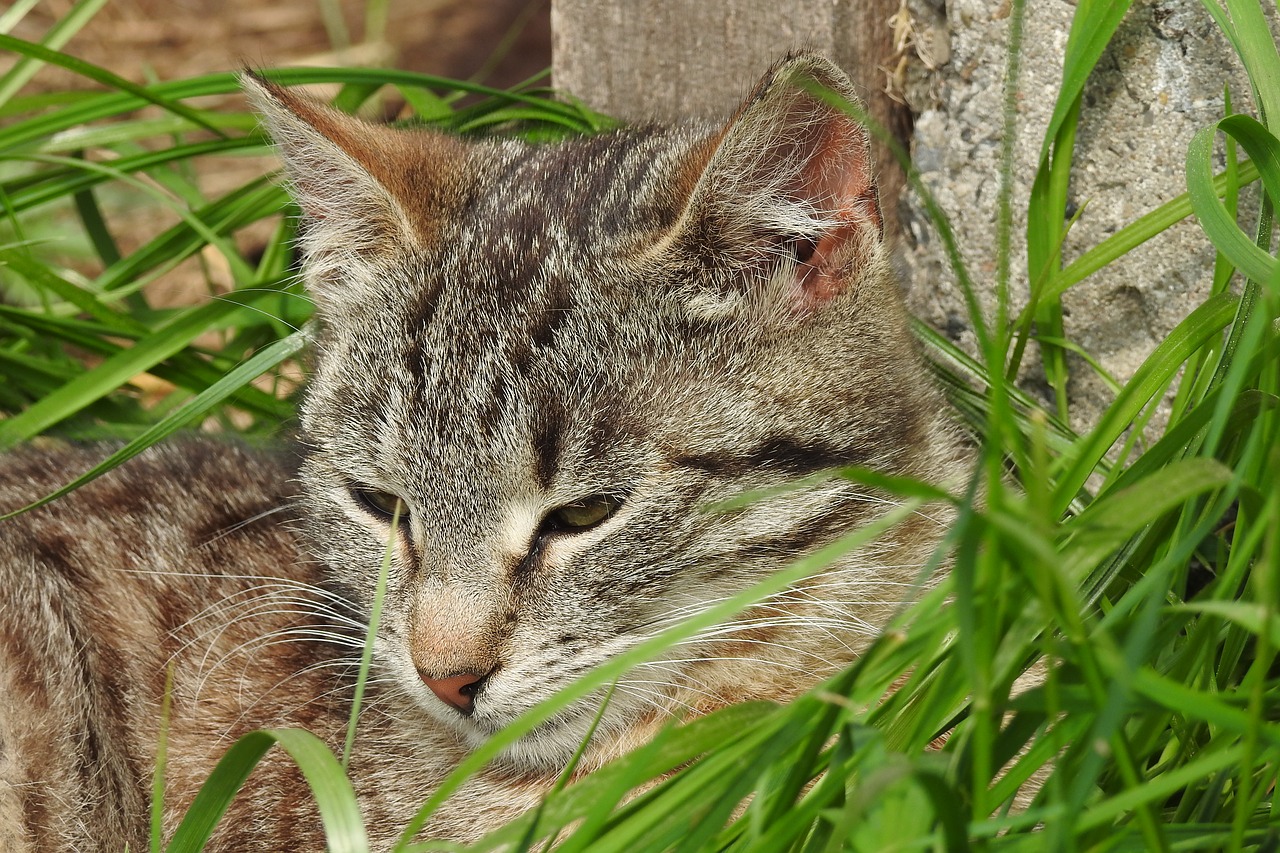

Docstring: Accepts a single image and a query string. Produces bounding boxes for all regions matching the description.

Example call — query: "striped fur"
[1,54,971,848]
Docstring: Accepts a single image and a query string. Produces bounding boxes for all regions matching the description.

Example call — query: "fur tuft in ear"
[674,53,883,315]
[241,72,469,309]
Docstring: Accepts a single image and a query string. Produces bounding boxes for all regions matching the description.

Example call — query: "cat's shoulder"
[0,436,306,589]
[0,435,301,510]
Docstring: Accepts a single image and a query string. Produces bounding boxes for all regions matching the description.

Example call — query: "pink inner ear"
[795,222,857,303]
[791,120,882,305]
[802,120,882,239]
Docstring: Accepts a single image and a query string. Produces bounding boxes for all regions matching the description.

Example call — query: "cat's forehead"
[374,131,710,346]
[453,128,701,254]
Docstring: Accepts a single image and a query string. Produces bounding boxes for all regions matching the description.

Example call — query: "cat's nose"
[419,670,489,716]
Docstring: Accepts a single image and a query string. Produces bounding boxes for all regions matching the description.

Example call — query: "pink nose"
[420,671,487,715]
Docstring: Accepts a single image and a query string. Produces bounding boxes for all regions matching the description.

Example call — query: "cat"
[0,53,971,850]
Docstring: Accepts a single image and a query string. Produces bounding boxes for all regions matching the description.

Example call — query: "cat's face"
[246,55,963,767]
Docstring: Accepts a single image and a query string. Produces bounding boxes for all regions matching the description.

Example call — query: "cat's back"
[0,439,316,851]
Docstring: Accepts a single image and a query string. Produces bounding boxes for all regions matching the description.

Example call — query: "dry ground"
[10,0,550,93]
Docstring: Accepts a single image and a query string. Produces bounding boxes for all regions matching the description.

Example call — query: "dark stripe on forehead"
[582,403,627,457]
[531,401,564,489]
[403,269,443,393]
[567,134,653,234]
[527,274,575,352]
[475,368,513,440]
[485,199,553,277]
[671,435,872,478]
[407,280,441,333]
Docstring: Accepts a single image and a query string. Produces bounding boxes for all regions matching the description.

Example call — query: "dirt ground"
[10,0,551,94]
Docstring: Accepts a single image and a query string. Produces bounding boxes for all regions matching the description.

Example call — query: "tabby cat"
[0,53,970,849]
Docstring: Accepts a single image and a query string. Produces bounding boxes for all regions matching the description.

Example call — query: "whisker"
[196,505,296,547]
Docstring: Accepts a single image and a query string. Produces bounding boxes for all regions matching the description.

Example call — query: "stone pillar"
[896,0,1264,429]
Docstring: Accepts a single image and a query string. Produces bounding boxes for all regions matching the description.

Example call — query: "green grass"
[3,1,1280,850]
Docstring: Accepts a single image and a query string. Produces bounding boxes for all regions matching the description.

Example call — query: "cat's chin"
[462,702,610,770]
[404,685,640,771]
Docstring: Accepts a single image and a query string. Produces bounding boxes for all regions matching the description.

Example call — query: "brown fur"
[0,442,554,850]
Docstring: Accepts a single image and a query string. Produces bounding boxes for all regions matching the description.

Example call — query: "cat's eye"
[544,494,623,534]
[351,486,409,521]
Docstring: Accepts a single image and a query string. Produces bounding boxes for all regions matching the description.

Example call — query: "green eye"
[352,486,409,521]
[546,494,623,533]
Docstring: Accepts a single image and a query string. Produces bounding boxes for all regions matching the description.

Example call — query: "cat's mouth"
[427,680,630,767]
[469,690,599,737]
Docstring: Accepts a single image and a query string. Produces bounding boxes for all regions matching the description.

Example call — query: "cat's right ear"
[665,53,884,319]
[241,72,467,310]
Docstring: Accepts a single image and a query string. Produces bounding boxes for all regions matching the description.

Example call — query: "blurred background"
[2,0,553,316]
[8,0,551,93]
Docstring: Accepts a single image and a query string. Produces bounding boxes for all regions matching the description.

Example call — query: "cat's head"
[244,54,965,768]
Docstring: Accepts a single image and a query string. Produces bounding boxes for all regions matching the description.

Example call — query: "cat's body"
[0,441,548,850]
[0,54,970,849]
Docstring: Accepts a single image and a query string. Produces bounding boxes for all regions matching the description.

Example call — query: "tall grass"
[2,1,1279,850]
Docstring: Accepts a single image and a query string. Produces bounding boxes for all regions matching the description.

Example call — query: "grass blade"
[0,33,227,136]
[0,0,110,107]
[0,330,305,519]
[165,728,367,853]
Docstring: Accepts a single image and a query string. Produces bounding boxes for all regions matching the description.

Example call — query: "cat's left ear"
[673,53,883,312]
[241,72,468,310]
